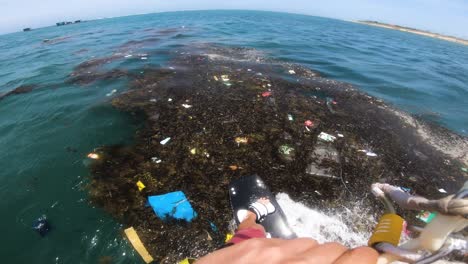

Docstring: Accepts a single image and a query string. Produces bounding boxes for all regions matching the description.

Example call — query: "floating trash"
[261,91,272,97]
[462,167,468,173]
[87,153,99,159]
[141,57,148,60]
[168,98,173,102]
[337,133,344,138]
[416,211,436,223]
[151,157,162,163]
[32,215,51,237]
[358,150,378,157]
[213,76,219,81]
[148,191,197,222]
[124,227,154,264]
[318,132,336,142]
[182,104,193,109]
[124,54,133,58]
[136,181,146,191]
[225,233,234,243]
[304,120,314,128]
[288,70,296,74]
[221,75,230,82]
[160,137,171,145]
[106,89,117,97]
[279,145,295,161]
[287,114,294,121]
[149,98,157,103]
[190,148,197,155]
[438,188,447,193]
[235,137,248,145]
[229,165,239,171]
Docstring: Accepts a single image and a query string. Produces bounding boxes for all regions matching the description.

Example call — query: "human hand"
[196,238,378,264]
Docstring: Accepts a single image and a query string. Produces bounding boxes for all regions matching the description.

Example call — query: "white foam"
[276,193,373,247]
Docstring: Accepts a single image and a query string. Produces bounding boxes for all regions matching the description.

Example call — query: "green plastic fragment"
[416,211,436,223]
[461,167,468,173]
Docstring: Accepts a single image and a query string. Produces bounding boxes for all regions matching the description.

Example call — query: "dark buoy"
[32,215,51,237]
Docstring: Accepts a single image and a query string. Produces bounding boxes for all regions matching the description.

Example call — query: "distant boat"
[23,28,32,32]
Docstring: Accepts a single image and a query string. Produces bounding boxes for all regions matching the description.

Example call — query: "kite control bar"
[369,182,468,263]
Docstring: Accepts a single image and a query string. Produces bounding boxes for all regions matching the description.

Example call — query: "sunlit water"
[0,10,467,263]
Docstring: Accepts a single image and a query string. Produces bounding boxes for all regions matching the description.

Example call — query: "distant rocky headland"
[357,20,468,46]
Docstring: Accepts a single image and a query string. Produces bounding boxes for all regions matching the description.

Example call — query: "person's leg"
[238,210,265,232]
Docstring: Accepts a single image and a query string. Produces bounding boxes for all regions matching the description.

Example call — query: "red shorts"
[227,228,266,245]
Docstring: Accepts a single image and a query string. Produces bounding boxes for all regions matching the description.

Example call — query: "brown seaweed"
[86,45,467,263]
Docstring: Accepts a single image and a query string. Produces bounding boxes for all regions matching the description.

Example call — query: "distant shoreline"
[356,20,468,46]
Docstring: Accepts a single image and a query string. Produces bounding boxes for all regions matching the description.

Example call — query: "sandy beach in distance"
[356,21,468,46]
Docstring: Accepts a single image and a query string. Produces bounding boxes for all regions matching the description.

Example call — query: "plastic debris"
[151,157,162,163]
[87,153,99,159]
[210,222,218,233]
[288,70,296,74]
[136,181,146,191]
[438,188,447,193]
[124,227,154,263]
[179,258,197,264]
[168,98,173,102]
[304,120,314,128]
[32,215,51,237]
[326,97,337,114]
[141,57,148,60]
[399,187,412,193]
[287,114,294,121]
[229,165,238,171]
[124,54,133,58]
[225,233,234,243]
[416,211,436,223]
[106,89,117,97]
[279,145,295,161]
[148,191,197,222]
[318,132,336,142]
[358,150,378,157]
[235,137,248,145]
[182,104,193,109]
[261,91,272,97]
[337,133,344,138]
[213,76,219,81]
[221,75,230,82]
[149,98,157,103]
[190,148,197,155]
[462,167,468,173]
[160,137,171,145]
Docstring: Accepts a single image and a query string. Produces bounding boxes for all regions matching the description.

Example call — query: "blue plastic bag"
[148,191,197,222]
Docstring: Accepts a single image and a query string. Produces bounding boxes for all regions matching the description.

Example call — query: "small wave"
[277,193,373,248]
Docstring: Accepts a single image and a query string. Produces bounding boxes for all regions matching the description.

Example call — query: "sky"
[1,0,467,38]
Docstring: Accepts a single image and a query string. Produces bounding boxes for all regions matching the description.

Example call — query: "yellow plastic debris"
[124,227,154,263]
[190,148,197,155]
[136,181,146,192]
[235,137,249,144]
[225,233,234,243]
[179,258,197,264]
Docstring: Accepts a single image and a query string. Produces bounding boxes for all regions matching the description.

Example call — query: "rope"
[372,183,468,217]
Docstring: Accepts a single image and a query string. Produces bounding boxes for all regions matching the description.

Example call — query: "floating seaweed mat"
[124,227,154,263]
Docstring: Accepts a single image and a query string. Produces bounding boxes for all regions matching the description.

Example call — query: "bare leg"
[238,211,265,232]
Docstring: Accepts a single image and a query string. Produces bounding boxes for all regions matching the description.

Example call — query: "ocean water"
[0,10,467,263]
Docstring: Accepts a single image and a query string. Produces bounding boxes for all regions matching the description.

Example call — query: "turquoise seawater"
[0,10,467,263]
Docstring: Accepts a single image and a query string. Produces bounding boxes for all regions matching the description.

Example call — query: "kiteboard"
[228,175,296,239]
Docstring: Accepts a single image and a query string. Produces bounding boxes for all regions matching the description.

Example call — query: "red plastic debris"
[261,91,272,97]
[304,120,314,127]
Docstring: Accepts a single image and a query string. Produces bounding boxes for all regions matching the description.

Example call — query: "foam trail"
[276,193,373,248]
